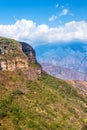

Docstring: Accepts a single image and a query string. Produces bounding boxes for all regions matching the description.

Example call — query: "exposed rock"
[0,37,42,79]
[0,61,7,70]
[20,42,36,63]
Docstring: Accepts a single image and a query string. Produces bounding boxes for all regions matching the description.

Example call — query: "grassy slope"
[0,71,87,130]
[0,37,27,60]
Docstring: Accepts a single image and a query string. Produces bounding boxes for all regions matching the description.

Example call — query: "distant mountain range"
[40,63,87,81]
[35,41,87,80]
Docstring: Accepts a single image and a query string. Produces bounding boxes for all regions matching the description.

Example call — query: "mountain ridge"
[35,42,87,80]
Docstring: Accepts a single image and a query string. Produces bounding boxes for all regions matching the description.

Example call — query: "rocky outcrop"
[20,42,36,63]
[0,37,42,79]
[0,58,29,71]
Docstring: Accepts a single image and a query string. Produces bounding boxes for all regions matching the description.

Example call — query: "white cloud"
[60,9,69,16]
[0,19,87,45]
[49,15,57,21]
[49,9,69,22]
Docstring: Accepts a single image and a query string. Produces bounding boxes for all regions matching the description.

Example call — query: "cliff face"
[20,42,36,63]
[0,37,42,79]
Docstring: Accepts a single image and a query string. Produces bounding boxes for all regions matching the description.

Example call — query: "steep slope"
[0,37,42,79]
[0,72,87,130]
[20,42,37,63]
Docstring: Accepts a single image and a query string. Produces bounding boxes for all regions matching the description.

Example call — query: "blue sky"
[0,0,87,45]
[0,0,87,25]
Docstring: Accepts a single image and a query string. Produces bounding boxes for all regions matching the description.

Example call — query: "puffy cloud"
[60,9,69,16]
[0,19,87,45]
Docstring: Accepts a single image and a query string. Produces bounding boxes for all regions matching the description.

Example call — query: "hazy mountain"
[41,63,87,81]
[67,80,87,94]
[35,42,87,80]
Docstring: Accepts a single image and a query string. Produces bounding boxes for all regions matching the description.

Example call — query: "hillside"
[0,71,87,130]
[0,37,87,130]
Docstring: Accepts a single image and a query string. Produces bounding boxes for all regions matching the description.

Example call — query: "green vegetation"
[0,36,26,60]
[0,71,87,130]
[28,62,41,68]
